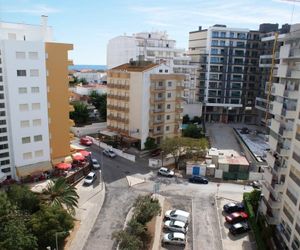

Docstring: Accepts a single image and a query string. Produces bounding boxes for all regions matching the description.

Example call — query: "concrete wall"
[183,103,202,118]
[71,123,107,137]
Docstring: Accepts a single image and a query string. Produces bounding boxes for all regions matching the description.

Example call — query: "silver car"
[91,158,101,169]
[164,220,188,233]
[103,148,117,158]
[162,232,186,246]
[158,167,174,177]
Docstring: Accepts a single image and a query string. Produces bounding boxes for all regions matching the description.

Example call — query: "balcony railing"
[107,125,129,135]
[107,94,130,101]
[107,115,129,124]
[107,83,130,90]
[107,105,129,112]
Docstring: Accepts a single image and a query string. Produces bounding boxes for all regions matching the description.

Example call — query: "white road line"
[192,196,196,250]
[215,195,225,250]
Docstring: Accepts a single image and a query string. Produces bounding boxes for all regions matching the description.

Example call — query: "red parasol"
[79,150,91,157]
[72,153,85,161]
[55,162,72,170]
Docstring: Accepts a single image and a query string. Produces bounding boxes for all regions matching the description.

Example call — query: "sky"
[1,0,300,65]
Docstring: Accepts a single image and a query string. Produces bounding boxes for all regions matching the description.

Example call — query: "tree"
[133,195,161,225]
[185,138,209,161]
[161,137,208,168]
[191,116,202,124]
[40,177,79,215]
[70,101,89,125]
[79,78,88,85]
[182,124,202,138]
[7,185,40,214]
[29,206,74,249]
[112,230,143,250]
[89,91,107,121]
[0,193,38,250]
[144,137,157,150]
[182,114,190,124]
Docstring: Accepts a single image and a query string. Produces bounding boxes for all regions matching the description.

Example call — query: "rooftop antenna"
[281,0,300,24]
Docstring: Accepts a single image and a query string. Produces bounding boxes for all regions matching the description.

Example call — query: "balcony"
[107,94,130,101]
[151,109,165,114]
[269,118,280,134]
[176,85,184,91]
[271,83,285,97]
[107,105,129,112]
[152,129,164,136]
[107,83,130,90]
[107,115,129,124]
[284,89,298,99]
[270,100,283,115]
[175,107,184,113]
[107,125,129,135]
[150,97,166,104]
[279,126,293,139]
[281,108,297,119]
[266,151,275,167]
[266,214,280,225]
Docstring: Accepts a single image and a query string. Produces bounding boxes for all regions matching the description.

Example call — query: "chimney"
[41,15,48,28]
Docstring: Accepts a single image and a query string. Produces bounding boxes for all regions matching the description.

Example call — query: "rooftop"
[110,61,158,72]
[218,155,249,166]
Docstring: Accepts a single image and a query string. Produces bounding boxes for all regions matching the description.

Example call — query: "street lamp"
[161,150,164,167]
[55,231,67,250]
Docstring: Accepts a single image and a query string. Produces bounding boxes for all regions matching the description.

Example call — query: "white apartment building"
[73,71,106,83]
[107,32,198,105]
[261,24,300,250]
[107,61,184,148]
[0,16,73,181]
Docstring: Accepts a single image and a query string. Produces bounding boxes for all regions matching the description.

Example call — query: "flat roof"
[110,62,158,72]
[218,156,249,166]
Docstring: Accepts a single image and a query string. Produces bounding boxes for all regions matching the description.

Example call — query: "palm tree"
[41,178,79,215]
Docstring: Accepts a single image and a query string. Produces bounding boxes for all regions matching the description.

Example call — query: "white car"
[84,172,96,185]
[165,209,190,223]
[164,220,188,233]
[158,167,175,177]
[162,232,186,246]
[91,158,101,170]
[103,148,117,158]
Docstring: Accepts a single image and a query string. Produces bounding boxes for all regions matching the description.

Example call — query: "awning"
[55,162,72,170]
[79,150,91,157]
[16,161,52,177]
[100,130,118,137]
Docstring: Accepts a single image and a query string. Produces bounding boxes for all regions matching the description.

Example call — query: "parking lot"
[217,197,256,250]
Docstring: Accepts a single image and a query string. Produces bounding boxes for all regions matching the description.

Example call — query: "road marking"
[215,195,224,250]
[192,196,196,250]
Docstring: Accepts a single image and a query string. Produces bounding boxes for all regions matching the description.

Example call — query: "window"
[34,135,42,142]
[0,86,3,91]
[230,32,235,38]
[31,87,39,93]
[0,103,5,109]
[22,137,31,144]
[1,167,10,173]
[32,103,40,110]
[0,144,8,149]
[166,115,170,120]
[211,40,218,46]
[19,104,29,111]
[30,69,39,77]
[167,93,172,98]
[20,120,30,128]
[212,31,219,38]
[0,127,7,133]
[0,136,7,142]
[158,81,163,86]
[35,150,43,157]
[16,52,26,59]
[165,69,168,73]
[158,93,163,98]
[0,159,10,165]
[168,81,172,87]
[0,120,6,125]
[210,57,220,63]
[0,94,4,99]
[211,48,218,55]
[0,111,5,116]
[167,104,171,109]
[159,69,163,73]
[32,119,41,126]
[28,52,38,59]
[166,126,170,131]
[23,152,32,160]
[17,70,26,77]
[220,32,226,38]
[18,87,27,94]
[0,152,9,158]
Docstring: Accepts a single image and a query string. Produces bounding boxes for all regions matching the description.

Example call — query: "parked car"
[223,202,244,213]
[158,167,174,177]
[165,209,190,223]
[189,175,208,184]
[80,137,93,146]
[151,148,161,157]
[91,158,101,170]
[162,232,186,246]
[84,172,96,185]
[103,148,117,158]
[164,220,188,233]
[225,212,248,224]
[229,222,250,235]
[250,180,262,189]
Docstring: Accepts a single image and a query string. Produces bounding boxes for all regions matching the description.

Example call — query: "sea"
[69,65,107,71]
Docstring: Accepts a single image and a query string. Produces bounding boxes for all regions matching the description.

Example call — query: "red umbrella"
[72,153,85,161]
[55,162,72,170]
[79,150,91,157]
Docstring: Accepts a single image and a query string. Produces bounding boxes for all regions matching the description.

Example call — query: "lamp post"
[55,231,66,250]
[161,150,164,167]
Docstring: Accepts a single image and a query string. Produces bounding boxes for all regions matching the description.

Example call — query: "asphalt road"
[83,145,253,250]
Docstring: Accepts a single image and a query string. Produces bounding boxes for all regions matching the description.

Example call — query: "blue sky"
[1,0,300,64]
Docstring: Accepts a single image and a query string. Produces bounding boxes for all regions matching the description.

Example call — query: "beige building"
[107,61,184,149]
[261,24,300,249]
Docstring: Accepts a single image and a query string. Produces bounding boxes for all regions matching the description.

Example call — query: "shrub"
[144,137,157,150]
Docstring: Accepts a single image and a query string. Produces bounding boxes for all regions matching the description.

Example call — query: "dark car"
[151,148,161,157]
[229,222,250,235]
[223,202,244,213]
[189,176,208,184]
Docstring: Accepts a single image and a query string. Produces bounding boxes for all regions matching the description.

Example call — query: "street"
[82,145,254,250]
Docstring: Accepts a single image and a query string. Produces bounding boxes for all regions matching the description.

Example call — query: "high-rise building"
[260,24,300,249]
[189,24,278,123]
[0,16,73,181]
[107,32,198,105]
[106,61,184,148]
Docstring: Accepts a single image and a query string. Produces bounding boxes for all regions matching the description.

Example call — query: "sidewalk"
[66,176,105,250]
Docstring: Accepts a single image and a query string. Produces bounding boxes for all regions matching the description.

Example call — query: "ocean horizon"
[69,65,107,71]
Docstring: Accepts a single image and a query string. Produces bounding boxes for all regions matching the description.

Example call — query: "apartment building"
[107,61,184,149]
[107,32,198,105]
[0,16,73,181]
[189,24,283,123]
[260,24,300,249]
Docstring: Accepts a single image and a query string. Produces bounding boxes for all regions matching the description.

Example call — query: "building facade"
[107,32,198,105]
[107,61,184,149]
[0,16,73,180]
[261,24,300,250]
